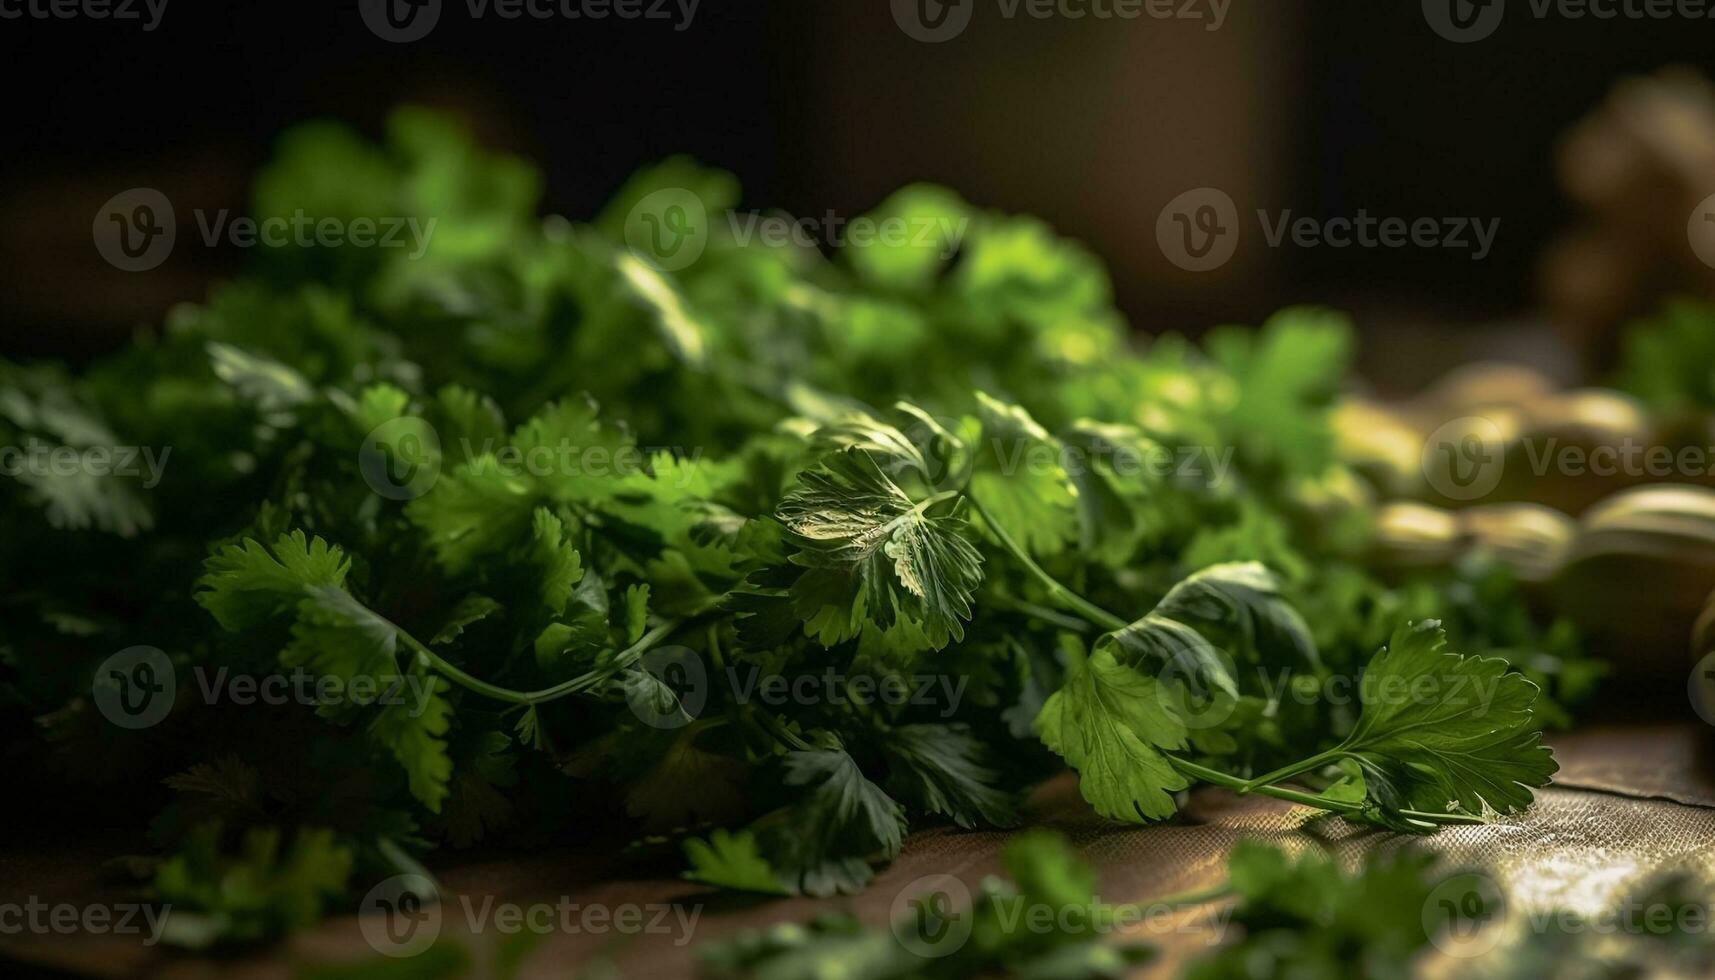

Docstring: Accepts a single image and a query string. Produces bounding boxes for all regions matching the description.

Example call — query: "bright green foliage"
[0,108,1588,948]
[1183,841,1468,980]
[1337,621,1559,821]
[153,824,355,949]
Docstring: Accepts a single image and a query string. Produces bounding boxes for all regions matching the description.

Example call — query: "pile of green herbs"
[0,108,1592,946]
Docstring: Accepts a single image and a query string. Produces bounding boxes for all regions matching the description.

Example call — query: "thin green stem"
[993,595,1094,634]
[399,620,682,706]
[1171,757,1363,813]
[967,496,1128,632]
[1400,809,1488,826]
[1235,748,1344,795]
[1171,757,1489,828]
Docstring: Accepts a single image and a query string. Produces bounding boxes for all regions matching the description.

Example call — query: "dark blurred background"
[6,0,1715,388]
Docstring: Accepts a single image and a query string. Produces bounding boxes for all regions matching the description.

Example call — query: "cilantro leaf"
[1034,644,1189,822]
[1337,620,1558,818]
[878,724,1019,829]
[777,448,983,650]
[683,829,790,896]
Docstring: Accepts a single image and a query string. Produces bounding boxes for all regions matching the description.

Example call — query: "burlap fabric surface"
[3,724,1712,979]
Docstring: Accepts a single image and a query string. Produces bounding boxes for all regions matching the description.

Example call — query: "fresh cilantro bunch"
[0,107,1579,944]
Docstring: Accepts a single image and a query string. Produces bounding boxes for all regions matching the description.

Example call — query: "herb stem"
[1170,757,1364,813]
[1171,757,1490,827]
[1235,749,1344,794]
[968,496,1127,632]
[400,619,683,706]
